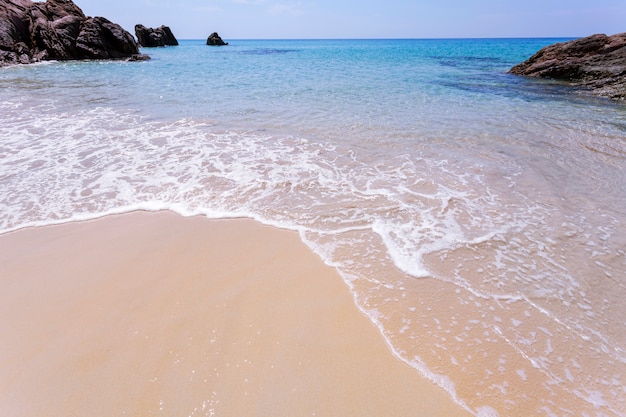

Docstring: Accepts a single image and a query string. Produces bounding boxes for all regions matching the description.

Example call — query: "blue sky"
[75,0,626,40]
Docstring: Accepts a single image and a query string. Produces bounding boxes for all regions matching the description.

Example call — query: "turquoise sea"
[1,39,625,416]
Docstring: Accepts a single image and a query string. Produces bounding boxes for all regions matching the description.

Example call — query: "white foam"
[476,406,500,417]
[2,91,626,417]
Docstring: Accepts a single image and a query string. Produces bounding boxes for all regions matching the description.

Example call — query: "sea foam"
[1,39,625,416]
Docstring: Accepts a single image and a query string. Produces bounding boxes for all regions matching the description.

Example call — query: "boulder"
[0,0,34,64]
[0,0,148,66]
[509,33,626,100]
[135,24,178,47]
[77,16,143,59]
[206,32,228,46]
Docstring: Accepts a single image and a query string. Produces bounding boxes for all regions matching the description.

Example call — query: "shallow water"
[1,39,625,416]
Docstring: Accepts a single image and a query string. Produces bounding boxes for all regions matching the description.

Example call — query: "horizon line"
[173,36,580,41]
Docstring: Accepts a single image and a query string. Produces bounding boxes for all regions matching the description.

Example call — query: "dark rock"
[77,16,141,59]
[0,0,148,66]
[206,32,228,46]
[128,53,151,61]
[509,33,626,100]
[135,24,178,47]
[29,0,84,60]
[0,0,35,65]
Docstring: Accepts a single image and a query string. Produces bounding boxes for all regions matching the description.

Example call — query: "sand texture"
[0,211,471,417]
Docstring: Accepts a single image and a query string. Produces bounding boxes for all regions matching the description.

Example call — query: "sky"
[74,0,626,40]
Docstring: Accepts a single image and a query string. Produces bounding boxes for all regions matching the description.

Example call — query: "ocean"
[1,38,625,416]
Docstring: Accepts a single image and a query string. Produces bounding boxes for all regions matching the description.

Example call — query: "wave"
[1,90,625,416]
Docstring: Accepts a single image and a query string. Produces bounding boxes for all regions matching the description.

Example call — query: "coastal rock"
[0,0,34,64]
[76,16,142,59]
[509,33,626,100]
[135,24,178,47]
[206,32,228,46]
[0,0,147,66]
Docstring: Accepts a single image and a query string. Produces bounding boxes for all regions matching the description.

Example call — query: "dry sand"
[0,211,471,417]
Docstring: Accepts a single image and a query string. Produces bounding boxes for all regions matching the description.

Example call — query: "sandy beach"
[0,210,471,417]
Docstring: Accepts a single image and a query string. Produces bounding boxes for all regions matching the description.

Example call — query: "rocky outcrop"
[206,32,227,46]
[0,0,148,66]
[135,24,178,47]
[509,33,626,100]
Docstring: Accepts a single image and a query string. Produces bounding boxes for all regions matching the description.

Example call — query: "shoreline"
[0,210,471,416]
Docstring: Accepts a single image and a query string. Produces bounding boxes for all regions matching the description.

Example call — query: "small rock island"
[206,32,228,46]
[509,33,626,100]
[135,24,178,47]
[0,0,147,66]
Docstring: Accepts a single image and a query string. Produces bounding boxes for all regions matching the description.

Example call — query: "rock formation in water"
[509,33,626,100]
[135,24,178,47]
[206,32,228,46]
[0,0,148,66]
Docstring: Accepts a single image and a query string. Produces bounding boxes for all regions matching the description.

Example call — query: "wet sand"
[0,211,471,417]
